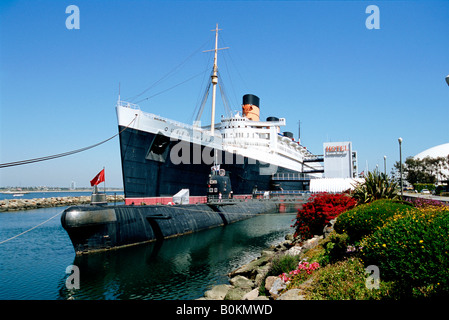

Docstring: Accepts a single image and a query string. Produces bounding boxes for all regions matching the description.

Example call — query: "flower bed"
[333,199,414,243]
[360,205,449,296]
[279,261,320,283]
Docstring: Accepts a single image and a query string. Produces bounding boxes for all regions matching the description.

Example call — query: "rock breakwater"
[200,233,324,301]
[0,195,124,212]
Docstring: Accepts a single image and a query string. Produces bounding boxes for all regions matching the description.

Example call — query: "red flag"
[90,169,105,186]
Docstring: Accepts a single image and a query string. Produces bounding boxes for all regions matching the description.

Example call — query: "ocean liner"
[61,25,323,254]
[116,25,323,203]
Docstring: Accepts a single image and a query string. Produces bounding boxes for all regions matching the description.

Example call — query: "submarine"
[61,170,278,255]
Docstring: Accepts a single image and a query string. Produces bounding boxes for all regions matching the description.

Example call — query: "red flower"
[293,193,356,240]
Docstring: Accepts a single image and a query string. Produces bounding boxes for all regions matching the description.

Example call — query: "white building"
[414,143,449,184]
[310,177,364,193]
[323,142,357,179]
[307,141,361,193]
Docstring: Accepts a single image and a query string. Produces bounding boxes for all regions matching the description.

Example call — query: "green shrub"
[301,240,328,266]
[361,208,449,297]
[413,183,436,193]
[334,199,414,244]
[305,258,393,300]
[321,232,350,264]
[268,254,301,277]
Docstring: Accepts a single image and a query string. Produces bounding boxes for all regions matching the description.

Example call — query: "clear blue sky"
[1,0,448,188]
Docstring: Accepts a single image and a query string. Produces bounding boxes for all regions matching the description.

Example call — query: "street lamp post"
[398,138,403,198]
[384,155,387,176]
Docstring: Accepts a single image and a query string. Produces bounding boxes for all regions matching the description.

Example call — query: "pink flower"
[279,273,291,282]
[279,261,321,282]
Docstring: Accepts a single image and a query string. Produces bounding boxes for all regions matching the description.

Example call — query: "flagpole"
[103,166,106,195]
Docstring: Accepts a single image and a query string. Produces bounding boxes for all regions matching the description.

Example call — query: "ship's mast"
[203,24,228,136]
[210,25,219,136]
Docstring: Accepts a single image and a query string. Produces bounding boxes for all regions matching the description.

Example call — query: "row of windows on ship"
[221,132,270,139]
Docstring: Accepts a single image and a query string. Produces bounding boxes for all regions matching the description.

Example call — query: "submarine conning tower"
[242,94,260,121]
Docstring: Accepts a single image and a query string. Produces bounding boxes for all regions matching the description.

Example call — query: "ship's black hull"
[119,127,307,198]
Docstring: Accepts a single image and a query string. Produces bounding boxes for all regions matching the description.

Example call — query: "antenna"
[118,82,121,104]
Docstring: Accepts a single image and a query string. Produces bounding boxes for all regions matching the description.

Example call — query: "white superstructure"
[117,100,322,175]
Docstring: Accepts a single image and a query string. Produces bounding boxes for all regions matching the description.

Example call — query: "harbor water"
[0,205,296,300]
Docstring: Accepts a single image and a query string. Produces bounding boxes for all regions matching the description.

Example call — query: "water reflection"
[58,213,295,300]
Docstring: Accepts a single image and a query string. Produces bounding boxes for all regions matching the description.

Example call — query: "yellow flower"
[382,244,386,247]
[419,240,424,243]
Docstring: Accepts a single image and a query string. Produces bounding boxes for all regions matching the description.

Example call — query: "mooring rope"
[0,115,138,243]
[0,115,138,168]
[0,211,61,245]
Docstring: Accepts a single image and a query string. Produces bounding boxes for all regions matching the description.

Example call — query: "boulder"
[254,264,271,286]
[301,235,323,251]
[269,278,287,299]
[323,218,336,238]
[277,289,305,300]
[285,245,302,256]
[230,254,272,278]
[274,241,291,252]
[285,233,294,241]
[242,288,260,300]
[224,287,252,300]
[204,284,232,300]
[264,276,278,292]
[260,249,275,258]
[229,275,254,289]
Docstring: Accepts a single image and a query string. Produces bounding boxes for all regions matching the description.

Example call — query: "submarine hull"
[61,201,277,255]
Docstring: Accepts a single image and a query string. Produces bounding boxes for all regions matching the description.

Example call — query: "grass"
[281,238,393,300]
[268,254,302,277]
[302,257,394,300]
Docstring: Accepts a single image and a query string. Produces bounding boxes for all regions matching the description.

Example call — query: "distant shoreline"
[0,189,123,194]
[0,194,125,212]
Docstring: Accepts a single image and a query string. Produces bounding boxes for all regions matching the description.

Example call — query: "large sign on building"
[323,142,357,178]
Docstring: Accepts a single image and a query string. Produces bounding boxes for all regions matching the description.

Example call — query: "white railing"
[304,155,323,161]
[223,139,270,149]
[272,173,315,180]
[119,100,222,138]
[117,100,140,110]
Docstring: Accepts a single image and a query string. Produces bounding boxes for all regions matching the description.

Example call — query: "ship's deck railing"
[304,155,324,162]
[206,195,255,204]
[117,100,140,110]
[253,190,311,196]
[118,100,227,140]
[119,100,214,134]
[206,193,309,204]
[223,140,270,148]
[271,173,318,181]
[277,142,310,157]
